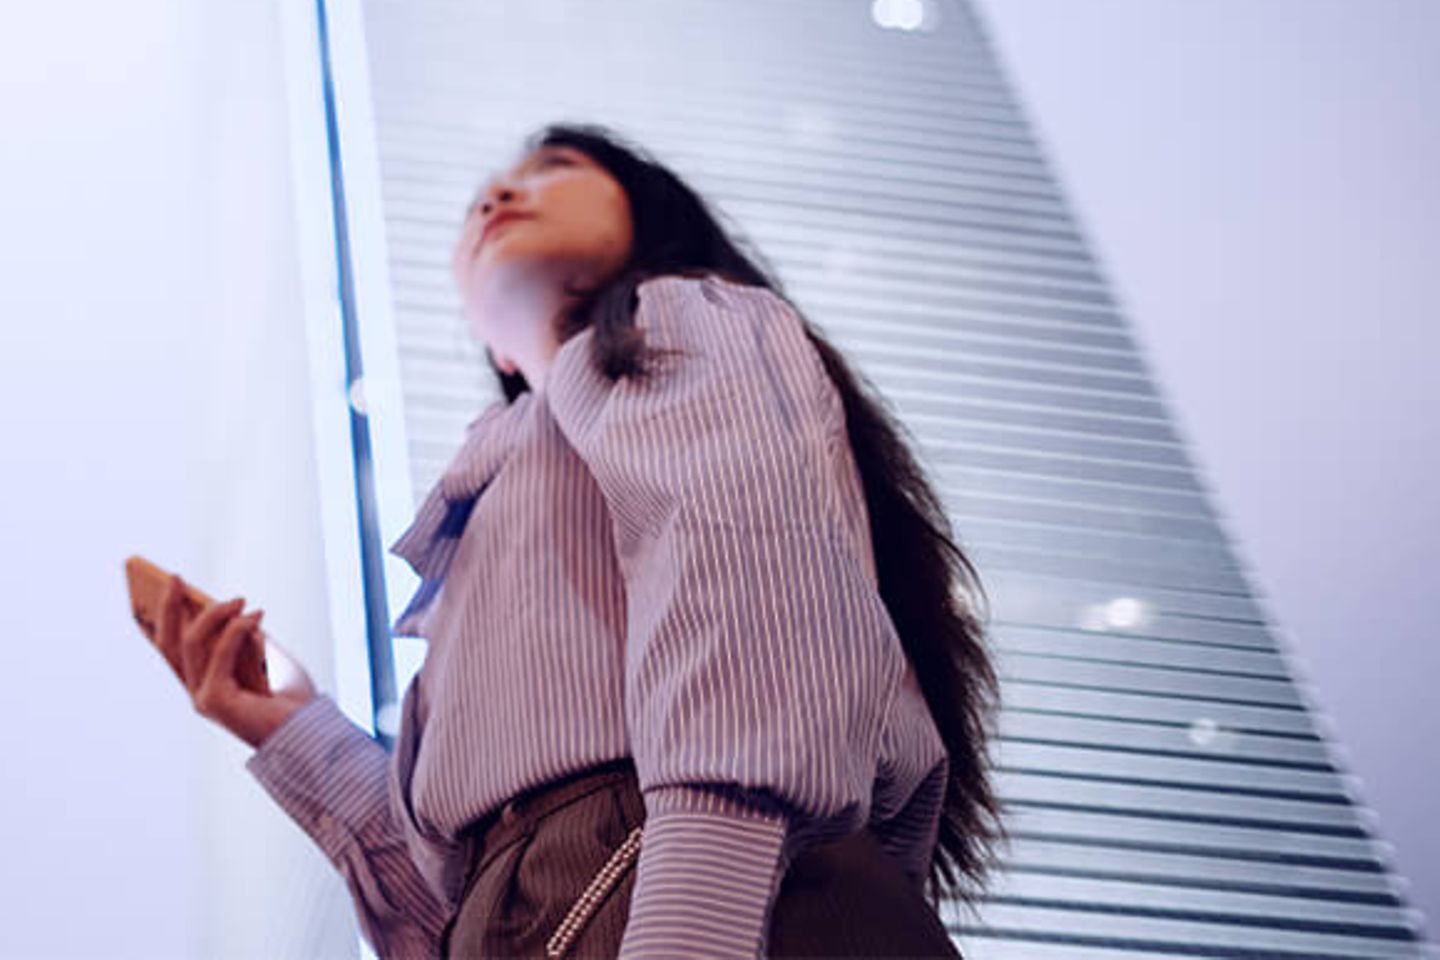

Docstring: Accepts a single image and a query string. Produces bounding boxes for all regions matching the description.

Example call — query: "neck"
[477,267,575,392]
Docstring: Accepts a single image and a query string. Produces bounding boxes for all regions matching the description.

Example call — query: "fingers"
[156,574,188,683]
[181,596,245,690]
[196,609,262,715]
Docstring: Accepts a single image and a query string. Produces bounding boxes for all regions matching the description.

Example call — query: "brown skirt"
[439,758,962,959]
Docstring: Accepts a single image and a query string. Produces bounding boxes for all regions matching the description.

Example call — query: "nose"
[473,182,517,220]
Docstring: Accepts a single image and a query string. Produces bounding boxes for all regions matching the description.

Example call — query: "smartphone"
[125,554,270,694]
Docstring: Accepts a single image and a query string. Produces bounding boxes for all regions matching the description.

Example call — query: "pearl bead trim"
[545,826,645,958]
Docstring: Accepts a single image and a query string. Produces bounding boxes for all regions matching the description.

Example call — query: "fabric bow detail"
[388,392,534,637]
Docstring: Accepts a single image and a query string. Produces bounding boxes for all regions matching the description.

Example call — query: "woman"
[149,122,1006,958]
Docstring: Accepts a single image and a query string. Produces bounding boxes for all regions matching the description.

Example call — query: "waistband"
[464,757,641,867]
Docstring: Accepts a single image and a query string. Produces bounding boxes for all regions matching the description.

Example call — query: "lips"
[480,212,534,250]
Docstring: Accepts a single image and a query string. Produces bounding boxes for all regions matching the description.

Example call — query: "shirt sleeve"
[245,694,451,960]
[546,274,908,959]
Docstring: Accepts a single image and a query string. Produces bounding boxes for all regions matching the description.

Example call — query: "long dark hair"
[485,121,1007,909]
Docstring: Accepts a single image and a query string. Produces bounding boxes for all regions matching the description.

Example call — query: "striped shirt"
[245,273,949,958]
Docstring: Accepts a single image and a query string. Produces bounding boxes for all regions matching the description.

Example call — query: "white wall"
[976,0,1440,936]
[0,0,360,956]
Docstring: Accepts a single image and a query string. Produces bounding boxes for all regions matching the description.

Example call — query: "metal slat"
[996,837,1397,900]
[980,571,1266,622]
[997,688,1318,737]
[982,869,1421,931]
[996,772,1369,834]
[1001,806,1381,866]
[953,938,1207,960]
[996,710,1327,766]
[995,630,1291,676]
[994,742,1347,799]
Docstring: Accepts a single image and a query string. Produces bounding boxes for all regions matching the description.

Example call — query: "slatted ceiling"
[354,0,1431,954]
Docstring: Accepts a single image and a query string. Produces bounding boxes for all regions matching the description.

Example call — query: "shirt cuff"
[618,784,790,959]
[244,694,390,861]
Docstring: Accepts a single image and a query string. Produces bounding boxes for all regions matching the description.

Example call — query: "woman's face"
[451,144,634,366]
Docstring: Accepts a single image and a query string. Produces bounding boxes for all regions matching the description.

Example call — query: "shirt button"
[499,801,520,826]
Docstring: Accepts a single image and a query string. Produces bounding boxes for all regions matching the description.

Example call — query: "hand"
[152,573,318,750]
